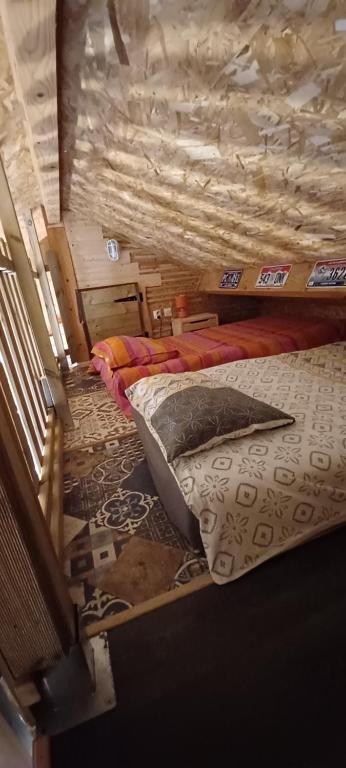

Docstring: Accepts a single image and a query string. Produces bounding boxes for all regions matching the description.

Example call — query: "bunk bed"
[88,315,345,416]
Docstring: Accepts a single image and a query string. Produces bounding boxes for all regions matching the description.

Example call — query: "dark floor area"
[52,525,346,768]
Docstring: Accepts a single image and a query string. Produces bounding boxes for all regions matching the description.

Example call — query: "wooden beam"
[0,0,60,223]
[38,411,55,520]
[38,412,64,561]
[107,0,130,66]
[45,225,89,362]
[0,156,72,427]
[84,573,213,638]
[26,214,69,372]
[199,265,346,299]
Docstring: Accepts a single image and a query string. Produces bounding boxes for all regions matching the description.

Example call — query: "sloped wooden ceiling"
[0,21,41,215]
[54,1,346,268]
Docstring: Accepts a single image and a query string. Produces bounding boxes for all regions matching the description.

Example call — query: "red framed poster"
[256,264,292,288]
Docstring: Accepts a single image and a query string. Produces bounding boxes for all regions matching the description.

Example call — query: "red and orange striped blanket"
[89,316,345,417]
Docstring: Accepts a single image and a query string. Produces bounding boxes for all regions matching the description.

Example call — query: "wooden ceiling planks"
[0,0,60,223]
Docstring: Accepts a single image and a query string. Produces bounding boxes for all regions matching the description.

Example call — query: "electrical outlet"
[153,309,161,320]
[163,307,172,318]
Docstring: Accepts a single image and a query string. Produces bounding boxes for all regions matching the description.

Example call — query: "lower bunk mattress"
[128,341,346,585]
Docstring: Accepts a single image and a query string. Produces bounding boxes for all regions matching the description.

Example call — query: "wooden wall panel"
[64,215,139,289]
[199,263,346,300]
[135,255,204,337]
[80,284,142,347]
[54,217,260,345]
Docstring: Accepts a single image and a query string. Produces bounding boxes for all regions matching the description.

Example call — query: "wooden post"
[0,157,73,428]
[45,225,89,362]
[26,215,69,372]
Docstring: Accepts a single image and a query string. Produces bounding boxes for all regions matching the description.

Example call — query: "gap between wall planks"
[199,262,346,300]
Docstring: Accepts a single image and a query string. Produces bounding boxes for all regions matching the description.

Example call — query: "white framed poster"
[256,264,292,288]
[307,259,346,288]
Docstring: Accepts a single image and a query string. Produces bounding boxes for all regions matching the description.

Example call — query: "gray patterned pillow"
[151,385,295,462]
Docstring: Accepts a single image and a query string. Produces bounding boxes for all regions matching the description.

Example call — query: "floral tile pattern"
[64,390,136,450]
[63,366,208,629]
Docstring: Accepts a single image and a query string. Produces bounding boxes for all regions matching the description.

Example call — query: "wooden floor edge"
[83,572,213,638]
[33,734,51,768]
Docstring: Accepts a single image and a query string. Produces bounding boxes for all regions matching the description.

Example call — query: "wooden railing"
[0,244,48,486]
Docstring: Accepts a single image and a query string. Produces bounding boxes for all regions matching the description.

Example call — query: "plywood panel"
[58,1,346,272]
[0,0,60,222]
[79,283,142,346]
[82,283,137,306]
[88,315,142,343]
[83,300,139,321]
[64,215,139,289]
[134,252,203,336]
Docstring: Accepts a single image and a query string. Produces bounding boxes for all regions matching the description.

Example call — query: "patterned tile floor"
[64,365,136,450]
[62,367,208,629]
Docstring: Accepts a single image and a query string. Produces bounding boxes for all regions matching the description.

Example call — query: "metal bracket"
[33,634,116,736]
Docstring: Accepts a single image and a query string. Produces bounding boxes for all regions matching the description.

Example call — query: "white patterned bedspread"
[128,343,346,584]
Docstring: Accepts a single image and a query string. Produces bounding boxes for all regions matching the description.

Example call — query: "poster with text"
[256,264,291,288]
[219,270,243,289]
[307,259,346,288]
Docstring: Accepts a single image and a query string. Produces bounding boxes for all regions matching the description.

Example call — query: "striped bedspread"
[89,315,345,416]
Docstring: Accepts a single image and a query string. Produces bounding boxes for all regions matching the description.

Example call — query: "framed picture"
[307,259,346,288]
[256,264,291,288]
[219,270,243,289]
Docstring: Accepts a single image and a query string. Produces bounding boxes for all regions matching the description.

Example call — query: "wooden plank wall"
[64,215,139,289]
[80,283,142,346]
[62,218,259,340]
[259,297,346,322]
[135,254,205,337]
